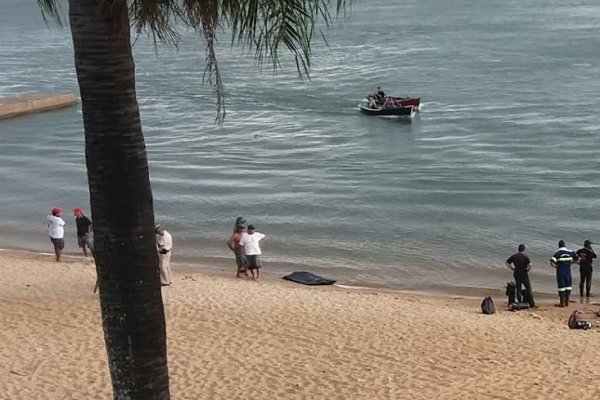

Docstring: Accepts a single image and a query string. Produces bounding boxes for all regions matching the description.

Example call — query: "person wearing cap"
[550,240,579,307]
[234,216,246,232]
[155,225,173,286]
[47,207,66,262]
[576,240,596,298]
[73,208,93,258]
[239,224,266,279]
[505,244,535,307]
[227,225,248,278]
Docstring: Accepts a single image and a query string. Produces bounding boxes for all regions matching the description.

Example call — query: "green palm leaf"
[38,0,352,123]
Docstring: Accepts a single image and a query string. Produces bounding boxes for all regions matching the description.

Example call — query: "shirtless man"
[228,226,248,278]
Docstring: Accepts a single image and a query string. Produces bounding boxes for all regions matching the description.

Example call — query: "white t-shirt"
[239,232,265,255]
[156,230,173,251]
[47,215,65,239]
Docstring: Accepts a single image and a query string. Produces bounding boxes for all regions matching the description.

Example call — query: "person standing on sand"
[234,216,246,232]
[47,207,65,262]
[576,240,596,298]
[228,226,248,278]
[550,240,579,307]
[505,243,535,307]
[239,224,266,280]
[73,208,92,258]
[155,225,173,286]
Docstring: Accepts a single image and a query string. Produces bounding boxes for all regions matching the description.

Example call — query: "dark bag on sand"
[506,281,516,306]
[481,297,496,315]
[568,310,591,330]
[509,302,530,311]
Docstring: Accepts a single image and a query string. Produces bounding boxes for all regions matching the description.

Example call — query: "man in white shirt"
[239,224,266,279]
[47,207,66,262]
[155,225,173,286]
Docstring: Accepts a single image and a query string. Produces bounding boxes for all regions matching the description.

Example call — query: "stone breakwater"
[0,93,77,119]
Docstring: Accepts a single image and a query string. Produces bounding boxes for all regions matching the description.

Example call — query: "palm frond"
[222,0,352,79]
[38,0,352,124]
[130,0,180,45]
[37,0,64,25]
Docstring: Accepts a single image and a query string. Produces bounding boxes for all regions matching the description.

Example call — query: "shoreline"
[0,247,580,305]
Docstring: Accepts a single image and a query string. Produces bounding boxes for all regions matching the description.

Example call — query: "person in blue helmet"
[550,240,579,307]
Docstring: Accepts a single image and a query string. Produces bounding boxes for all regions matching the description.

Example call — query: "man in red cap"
[73,208,93,258]
[47,207,66,262]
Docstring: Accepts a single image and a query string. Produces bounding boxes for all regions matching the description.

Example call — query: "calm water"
[1,0,599,294]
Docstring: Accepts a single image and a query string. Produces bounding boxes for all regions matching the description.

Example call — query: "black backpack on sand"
[506,281,516,306]
[481,297,496,315]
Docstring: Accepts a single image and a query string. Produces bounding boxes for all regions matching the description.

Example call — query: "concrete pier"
[0,93,77,120]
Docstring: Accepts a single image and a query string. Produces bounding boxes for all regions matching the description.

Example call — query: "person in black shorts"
[576,240,596,298]
[505,244,535,307]
[74,207,93,257]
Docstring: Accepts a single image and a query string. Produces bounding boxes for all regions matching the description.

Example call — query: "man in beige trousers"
[155,225,173,286]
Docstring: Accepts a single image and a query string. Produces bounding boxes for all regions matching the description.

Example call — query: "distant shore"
[0,93,77,119]
[1,249,599,399]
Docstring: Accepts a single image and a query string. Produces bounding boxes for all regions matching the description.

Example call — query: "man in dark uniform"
[505,244,535,307]
[550,240,579,307]
[576,240,596,298]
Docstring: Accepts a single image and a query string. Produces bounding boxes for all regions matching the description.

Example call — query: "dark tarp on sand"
[282,271,336,286]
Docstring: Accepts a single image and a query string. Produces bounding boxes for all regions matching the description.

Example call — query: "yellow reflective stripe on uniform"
[551,257,557,262]
[558,287,572,291]
[557,257,573,262]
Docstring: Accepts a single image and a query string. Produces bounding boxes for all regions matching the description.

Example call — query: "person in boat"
[368,96,378,109]
[374,86,386,101]
[382,96,396,109]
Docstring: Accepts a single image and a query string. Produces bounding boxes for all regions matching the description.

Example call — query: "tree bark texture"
[69,0,170,398]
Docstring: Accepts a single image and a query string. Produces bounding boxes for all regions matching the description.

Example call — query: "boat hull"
[392,97,420,108]
[358,105,414,116]
[370,96,421,108]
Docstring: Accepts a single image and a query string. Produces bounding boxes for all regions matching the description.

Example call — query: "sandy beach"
[1,250,600,399]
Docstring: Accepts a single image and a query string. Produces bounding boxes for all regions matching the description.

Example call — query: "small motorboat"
[367,95,420,109]
[358,104,414,116]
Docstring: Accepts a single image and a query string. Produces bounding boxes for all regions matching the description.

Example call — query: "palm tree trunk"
[69,1,170,398]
